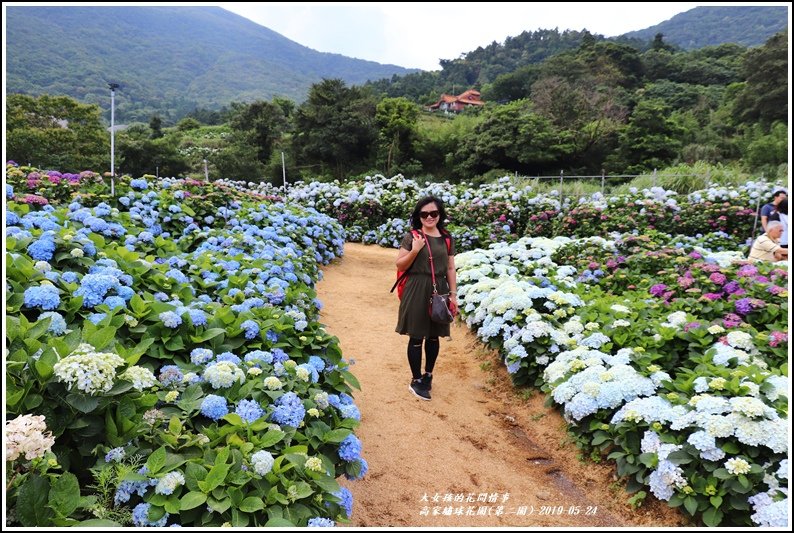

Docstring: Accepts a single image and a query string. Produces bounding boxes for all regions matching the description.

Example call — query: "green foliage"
[176,117,202,131]
[292,79,378,179]
[607,99,684,174]
[453,99,562,177]
[732,30,788,127]
[117,127,189,178]
[375,97,420,175]
[229,100,289,165]
[6,94,108,172]
[741,122,788,176]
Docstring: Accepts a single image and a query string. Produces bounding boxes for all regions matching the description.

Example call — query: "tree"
[149,115,163,138]
[453,99,562,178]
[292,79,377,179]
[733,30,788,126]
[6,93,108,171]
[117,125,188,178]
[530,76,627,171]
[375,97,420,175]
[651,33,674,52]
[607,99,684,173]
[229,100,288,165]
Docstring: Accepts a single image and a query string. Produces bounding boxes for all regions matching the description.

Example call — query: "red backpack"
[391,230,452,299]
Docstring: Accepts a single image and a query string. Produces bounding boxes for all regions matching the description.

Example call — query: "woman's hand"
[448,294,458,316]
[411,233,426,253]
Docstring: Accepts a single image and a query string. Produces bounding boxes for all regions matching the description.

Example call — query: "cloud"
[221,2,702,70]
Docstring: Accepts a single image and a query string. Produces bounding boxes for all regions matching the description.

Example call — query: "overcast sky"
[218,2,718,70]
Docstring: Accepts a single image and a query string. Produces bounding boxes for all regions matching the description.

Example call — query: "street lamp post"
[108,82,120,196]
[203,159,209,181]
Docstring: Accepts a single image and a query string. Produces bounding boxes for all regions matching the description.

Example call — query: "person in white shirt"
[748,221,788,262]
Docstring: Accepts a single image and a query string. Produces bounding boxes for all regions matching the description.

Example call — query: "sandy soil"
[316,243,689,527]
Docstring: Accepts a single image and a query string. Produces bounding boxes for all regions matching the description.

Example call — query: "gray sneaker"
[409,379,431,400]
[421,372,433,392]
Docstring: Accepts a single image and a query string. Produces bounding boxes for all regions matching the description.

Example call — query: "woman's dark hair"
[772,190,787,201]
[777,198,788,215]
[410,195,448,231]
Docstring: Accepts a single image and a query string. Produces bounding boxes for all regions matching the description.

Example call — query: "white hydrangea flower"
[6,414,56,461]
[725,458,752,475]
[53,343,125,394]
[120,366,158,391]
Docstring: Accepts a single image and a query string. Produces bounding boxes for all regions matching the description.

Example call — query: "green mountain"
[623,5,788,49]
[6,6,417,123]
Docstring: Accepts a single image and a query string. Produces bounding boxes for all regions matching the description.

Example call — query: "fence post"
[652,168,657,188]
[559,170,564,211]
[705,167,711,189]
[601,169,605,195]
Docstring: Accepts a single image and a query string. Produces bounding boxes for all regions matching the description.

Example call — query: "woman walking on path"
[395,196,457,401]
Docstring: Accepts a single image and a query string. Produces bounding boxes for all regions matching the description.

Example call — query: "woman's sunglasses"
[419,210,440,219]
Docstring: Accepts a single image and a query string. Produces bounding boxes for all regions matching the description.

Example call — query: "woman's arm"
[396,233,425,270]
[447,255,457,299]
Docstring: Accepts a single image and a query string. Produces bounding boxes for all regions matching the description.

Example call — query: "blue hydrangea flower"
[190,348,214,365]
[39,311,67,335]
[60,271,78,284]
[215,352,241,365]
[271,392,305,427]
[88,312,107,325]
[271,348,289,364]
[27,238,57,262]
[339,404,361,421]
[200,394,229,420]
[105,447,126,463]
[244,350,273,365]
[103,296,127,310]
[308,356,326,372]
[132,503,169,527]
[338,434,362,462]
[130,179,149,190]
[160,311,182,329]
[235,399,264,423]
[241,320,260,340]
[307,518,335,527]
[166,269,189,284]
[188,309,207,326]
[159,365,184,387]
[332,487,353,518]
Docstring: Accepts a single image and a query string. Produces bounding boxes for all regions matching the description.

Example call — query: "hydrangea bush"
[6,168,361,527]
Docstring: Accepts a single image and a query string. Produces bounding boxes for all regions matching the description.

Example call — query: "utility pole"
[108,82,120,196]
[281,151,287,189]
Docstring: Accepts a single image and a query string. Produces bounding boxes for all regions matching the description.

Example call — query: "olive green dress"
[395,232,456,338]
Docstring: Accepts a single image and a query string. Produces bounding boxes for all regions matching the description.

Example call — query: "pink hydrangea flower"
[769,331,787,348]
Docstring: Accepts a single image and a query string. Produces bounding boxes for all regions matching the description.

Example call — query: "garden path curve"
[316,243,686,527]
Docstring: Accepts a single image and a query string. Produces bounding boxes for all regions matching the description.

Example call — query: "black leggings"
[407,337,439,380]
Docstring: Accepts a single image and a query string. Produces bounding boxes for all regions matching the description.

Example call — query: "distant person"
[748,221,788,262]
[760,190,787,232]
[395,196,457,401]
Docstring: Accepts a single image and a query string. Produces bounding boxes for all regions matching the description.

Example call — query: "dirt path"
[316,243,687,527]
